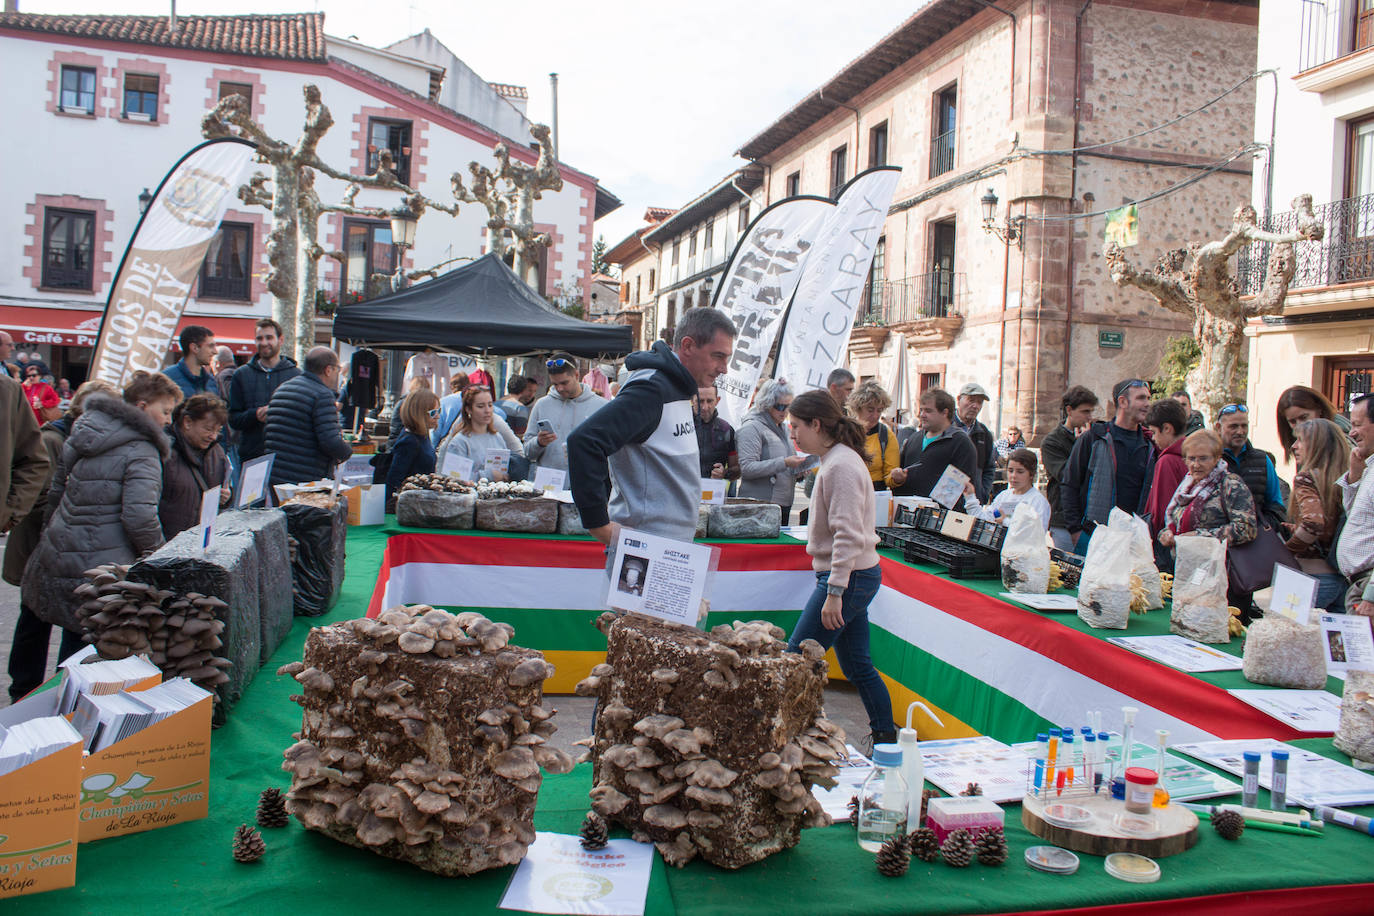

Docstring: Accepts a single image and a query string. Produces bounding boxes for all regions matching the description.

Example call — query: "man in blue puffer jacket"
[264,347,353,485]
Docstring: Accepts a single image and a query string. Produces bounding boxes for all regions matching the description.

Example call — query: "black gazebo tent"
[330,253,634,357]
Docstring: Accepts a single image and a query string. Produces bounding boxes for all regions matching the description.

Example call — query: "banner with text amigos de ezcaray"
[90,138,257,388]
[775,166,901,392]
[709,195,832,425]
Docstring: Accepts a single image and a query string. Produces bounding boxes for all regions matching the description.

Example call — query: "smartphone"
[537,419,555,435]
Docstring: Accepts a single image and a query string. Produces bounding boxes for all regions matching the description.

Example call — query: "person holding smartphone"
[523,355,607,472]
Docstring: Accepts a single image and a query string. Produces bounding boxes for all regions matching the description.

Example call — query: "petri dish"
[1113,811,1158,836]
[1105,852,1161,883]
[1025,845,1080,875]
[1042,804,1094,829]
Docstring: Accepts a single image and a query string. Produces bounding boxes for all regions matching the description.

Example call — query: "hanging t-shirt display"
[405,352,451,393]
[350,349,381,411]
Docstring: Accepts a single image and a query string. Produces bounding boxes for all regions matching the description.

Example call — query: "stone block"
[278,606,571,876]
[396,489,476,530]
[282,501,347,617]
[216,508,294,664]
[707,499,781,539]
[580,614,841,868]
[475,497,557,534]
[1242,615,1326,689]
[557,502,589,536]
[130,529,263,721]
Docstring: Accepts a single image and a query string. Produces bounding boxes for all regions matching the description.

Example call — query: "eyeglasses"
[1112,379,1149,400]
[776,401,794,411]
[546,358,573,370]
[428,408,440,418]
[1218,404,1248,417]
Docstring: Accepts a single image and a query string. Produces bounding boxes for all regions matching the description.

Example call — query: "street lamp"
[980,188,1022,249]
[138,187,153,215]
[389,204,419,249]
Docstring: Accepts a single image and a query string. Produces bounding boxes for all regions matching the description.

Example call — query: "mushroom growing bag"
[1170,535,1230,643]
[1077,524,1133,629]
[1110,508,1163,610]
[1000,502,1050,594]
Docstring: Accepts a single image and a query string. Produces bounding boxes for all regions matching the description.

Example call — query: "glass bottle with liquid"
[857,744,909,852]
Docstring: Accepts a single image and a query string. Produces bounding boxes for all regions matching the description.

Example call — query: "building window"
[123,73,159,121]
[648,268,656,292]
[930,220,956,317]
[688,230,698,258]
[863,236,886,316]
[635,275,642,303]
[672,238,680,265]
[199,222,252,301]
[41,208,95,290]
[219,80,253,115]
[869,121,889,168]
[60,65,96,114]
[930,85,957,178]
[366,118,413,185]
[704,219,714,252]
[920,371,942,394]
[786,171,801,197]
[1325,355,1374,412]
[1358,0,1374,54]
[830,145,848,197]
[738,202,750,232]
[342,219,395,297]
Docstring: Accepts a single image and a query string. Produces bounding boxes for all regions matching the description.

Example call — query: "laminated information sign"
[606,527,716,626]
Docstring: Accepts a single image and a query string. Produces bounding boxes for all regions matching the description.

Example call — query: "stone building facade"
[730,0,1258,439]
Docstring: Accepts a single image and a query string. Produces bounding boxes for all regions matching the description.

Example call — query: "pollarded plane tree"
[1104,196,1323,422]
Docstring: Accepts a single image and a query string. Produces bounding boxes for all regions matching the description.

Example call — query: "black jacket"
[1041,423,1077,529]
[956,417,997,500]
[1060,420,1155,534]
[891,425,978,498]
[159,428,227,539]
[264,373,353,485]
[228,356,302,460]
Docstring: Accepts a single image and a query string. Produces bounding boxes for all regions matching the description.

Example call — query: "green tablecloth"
[15,521,1374,914]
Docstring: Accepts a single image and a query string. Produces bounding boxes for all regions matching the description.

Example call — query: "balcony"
[1237,192,1374,295]
[929,129,956,179]
[856,271,967,348]
[1297,1,1374,88]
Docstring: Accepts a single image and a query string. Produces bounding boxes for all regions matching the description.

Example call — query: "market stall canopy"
[330,253,634,357]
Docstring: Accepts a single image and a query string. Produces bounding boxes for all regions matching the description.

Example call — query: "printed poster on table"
[197,487,220,551]
[533,466,566,494]
[1320,613,1374,673]
[235,453,273,507]
[606,527,717,626]
[1226,688,1342,732]
[1104,635,1245,672]
[930,465,969,509]
[1173,738,1374,807]
[1269,566,1319,625]
[441,450,474,482]
[500,832,652,916]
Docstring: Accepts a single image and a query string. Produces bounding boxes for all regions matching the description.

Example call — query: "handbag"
[1225,519,1299,594]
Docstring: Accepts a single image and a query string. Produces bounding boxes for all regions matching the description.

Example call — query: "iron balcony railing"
[1237,192,1374,294]
[1299,0,1374,72]
[930,129,956,178]
[859,270,967,324]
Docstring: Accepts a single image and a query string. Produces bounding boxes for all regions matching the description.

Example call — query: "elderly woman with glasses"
[738,378,809,525]
[1158,429,1258,552]
[385,387,441,505]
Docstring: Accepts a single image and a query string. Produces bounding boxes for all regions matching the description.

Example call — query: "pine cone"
[941,828,975,867]
[908,826,941,862]
[919,787,936,823]
[256,788,288,828]
[960,782,983,797]
[579,811,609,850]
[875,835,910,877]
[975,827,1008,865]
[1212,809,1245,840]
[848,795,860,828]
[233,824,266,863]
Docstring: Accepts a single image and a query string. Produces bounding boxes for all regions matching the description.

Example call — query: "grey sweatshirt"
[522,385,607,471]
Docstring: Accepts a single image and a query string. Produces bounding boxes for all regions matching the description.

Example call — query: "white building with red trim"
[0,11,618,382]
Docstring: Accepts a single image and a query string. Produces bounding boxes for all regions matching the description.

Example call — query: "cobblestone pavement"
[0,533,62,708]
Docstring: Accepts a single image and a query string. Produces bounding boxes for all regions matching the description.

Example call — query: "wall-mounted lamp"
[980,188,1023,249]
[138,187,153,215]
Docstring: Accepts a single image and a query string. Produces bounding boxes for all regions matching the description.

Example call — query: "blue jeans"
[787,565,893,734]
[1050,527,1076,553]
[1315,572,1348,611]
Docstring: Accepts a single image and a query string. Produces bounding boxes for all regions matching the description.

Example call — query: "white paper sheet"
[810,745,875,820]
[930,465,970,509]
[441,451,474,481]
[1226,688,1342,733]
[500,832,653,916]
[920,736,1028,804]
[1000,593,1079,612]
[483,448,511,480]
[198,487,220,551]
[699,479,726,505]
[1104,635,1245,672]
[1173,738,1374,808]
[534,466,567,494]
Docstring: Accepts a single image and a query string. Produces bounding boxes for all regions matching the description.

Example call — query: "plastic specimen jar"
[1123,767,1158,815]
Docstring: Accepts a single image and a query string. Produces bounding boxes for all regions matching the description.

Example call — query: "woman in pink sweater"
[785,390,893,748]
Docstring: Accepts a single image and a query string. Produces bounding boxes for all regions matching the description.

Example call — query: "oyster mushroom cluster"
[277,605,571,875]
[74,563,231,692]
[474,479,540,499]
[400,474,473,494]
[578,613,844,868]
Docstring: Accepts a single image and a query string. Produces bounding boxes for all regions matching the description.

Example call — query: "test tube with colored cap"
[1034,732,1048,796]
[1045,728,1061,795]
[1096,731,1111,793]
[1083,732,1097,790]
[1271,750,1290,810]
[1242,751,1261,808]
[1060,733,1075,794]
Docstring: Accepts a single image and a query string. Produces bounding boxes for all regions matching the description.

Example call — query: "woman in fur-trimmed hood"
[22,373,180,635]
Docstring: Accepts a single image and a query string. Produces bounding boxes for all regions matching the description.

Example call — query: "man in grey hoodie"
[523,355,606,472]
[569,308,736,545]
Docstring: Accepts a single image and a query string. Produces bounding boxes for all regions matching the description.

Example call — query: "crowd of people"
[4,312,1373,750]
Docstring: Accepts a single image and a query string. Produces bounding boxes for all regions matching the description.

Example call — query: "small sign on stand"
[483,448,510,480]
[441,450,474,482]
[700,479,727,504]
[533,466,566,494]
[198,487,220,552]
[606,527,718,627]
[235,453,274,508]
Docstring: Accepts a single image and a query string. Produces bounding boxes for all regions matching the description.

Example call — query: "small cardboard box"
[0,740,81,899]
[342,482,385,526]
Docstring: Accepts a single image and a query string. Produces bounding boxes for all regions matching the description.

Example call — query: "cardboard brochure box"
[0,741,81,899]
[342,483,385,526]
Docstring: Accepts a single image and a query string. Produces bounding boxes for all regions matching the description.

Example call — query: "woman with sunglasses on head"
[1283,418,1351,610]
[1276,386,1352,464]
[385,388,440,505]
[438,385,524,481]
[784,389,894,750]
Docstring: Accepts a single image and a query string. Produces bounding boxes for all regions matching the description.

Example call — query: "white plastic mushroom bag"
[1000,502,1050,594]
[1110,508,1162,610]
[1171,535,1230,643]
[1077,524,1133,629]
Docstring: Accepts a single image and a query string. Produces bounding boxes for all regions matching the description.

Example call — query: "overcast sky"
[22,0,922,251]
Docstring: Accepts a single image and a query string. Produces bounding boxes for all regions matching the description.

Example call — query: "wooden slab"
[1021,792,1198,858]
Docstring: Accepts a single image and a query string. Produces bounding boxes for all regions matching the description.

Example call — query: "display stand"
[1021,792,1199,857]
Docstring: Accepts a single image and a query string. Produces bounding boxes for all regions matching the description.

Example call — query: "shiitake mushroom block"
[279,606,572,875]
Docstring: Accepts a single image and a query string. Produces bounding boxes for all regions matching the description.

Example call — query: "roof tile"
[0,11,328,62]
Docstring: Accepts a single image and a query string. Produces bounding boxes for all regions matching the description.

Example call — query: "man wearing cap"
[1060,378,1155,552]
[954,383,997,501]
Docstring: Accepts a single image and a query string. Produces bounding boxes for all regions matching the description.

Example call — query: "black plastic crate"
[898,529,1002,578]
[907,505,1007,553]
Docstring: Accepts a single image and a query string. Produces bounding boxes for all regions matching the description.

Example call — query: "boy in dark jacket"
[887,388,978,498]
